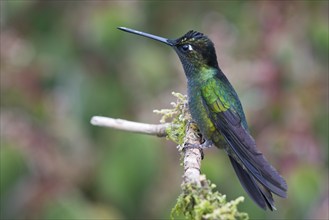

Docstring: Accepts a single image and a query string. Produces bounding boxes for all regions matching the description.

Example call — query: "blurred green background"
[0,1,328,219]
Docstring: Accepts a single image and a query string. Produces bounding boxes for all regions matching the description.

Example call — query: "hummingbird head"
[118,27,219,77]
[172,30,219,71]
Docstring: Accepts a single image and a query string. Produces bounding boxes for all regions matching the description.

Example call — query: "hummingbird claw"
[200,140,214,149]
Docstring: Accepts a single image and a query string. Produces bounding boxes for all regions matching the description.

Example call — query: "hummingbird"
[118,27,287,210]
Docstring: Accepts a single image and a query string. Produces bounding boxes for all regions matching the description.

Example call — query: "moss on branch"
[171,176,248,220]
[154,92,190,145]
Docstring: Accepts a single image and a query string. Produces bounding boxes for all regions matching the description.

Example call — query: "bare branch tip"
[90,116,99,125]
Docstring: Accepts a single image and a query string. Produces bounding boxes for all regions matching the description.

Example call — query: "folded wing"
[200,78,287,210]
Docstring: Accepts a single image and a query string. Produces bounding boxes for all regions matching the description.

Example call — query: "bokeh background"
[1,1,328,219]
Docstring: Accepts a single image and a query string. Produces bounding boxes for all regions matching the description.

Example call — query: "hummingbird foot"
[200,139,214,149]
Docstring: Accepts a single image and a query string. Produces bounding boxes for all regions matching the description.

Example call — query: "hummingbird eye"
[181,44,193,52]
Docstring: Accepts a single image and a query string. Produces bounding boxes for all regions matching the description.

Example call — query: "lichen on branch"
[153,92,190,145]
[171,176,248,220]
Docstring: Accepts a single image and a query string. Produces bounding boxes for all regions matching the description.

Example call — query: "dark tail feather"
[229,156,276,211]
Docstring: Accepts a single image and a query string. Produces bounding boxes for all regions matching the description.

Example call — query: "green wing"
[200,77,287,208]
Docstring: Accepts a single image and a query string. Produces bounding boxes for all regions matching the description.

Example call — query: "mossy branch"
[91,92,248,220]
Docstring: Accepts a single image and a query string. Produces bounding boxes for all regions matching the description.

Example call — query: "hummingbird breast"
[187,78,228,148]
[187,83,217,142]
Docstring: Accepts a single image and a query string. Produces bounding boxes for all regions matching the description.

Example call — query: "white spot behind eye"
[188,44,193,51]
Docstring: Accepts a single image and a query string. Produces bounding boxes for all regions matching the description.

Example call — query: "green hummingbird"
[118,27,287,210]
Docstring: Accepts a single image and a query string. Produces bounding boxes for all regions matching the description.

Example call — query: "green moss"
[171,176,248,220]
[154,92,190,145]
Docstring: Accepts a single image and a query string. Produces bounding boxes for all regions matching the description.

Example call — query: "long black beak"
[118,27,174,46]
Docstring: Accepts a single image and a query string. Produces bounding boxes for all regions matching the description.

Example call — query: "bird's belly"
[188,92,225,147]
